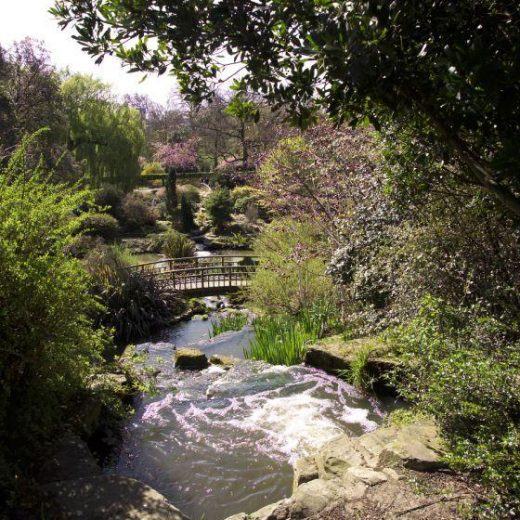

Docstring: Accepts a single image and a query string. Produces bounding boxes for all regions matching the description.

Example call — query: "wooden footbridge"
[128,255,259,296]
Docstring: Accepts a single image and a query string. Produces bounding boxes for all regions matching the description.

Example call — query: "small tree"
[204,188,233,230]
[153,138,199,217]
[180,194,195,232]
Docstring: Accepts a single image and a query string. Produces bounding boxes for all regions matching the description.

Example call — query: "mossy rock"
[174,348,209,370]
[209,354,238,369]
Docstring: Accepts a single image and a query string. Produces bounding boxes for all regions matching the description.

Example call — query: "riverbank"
[38,328,480,520]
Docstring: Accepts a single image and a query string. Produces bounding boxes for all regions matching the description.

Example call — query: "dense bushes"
[204,187,233,229]
[178,183,201,206]
[94,184,124,217]
[86,245,183,343]
[161,229,196,258]
[388,297,520,516]
[119,192,157,231]
[79,212,121,241]
[257,123,520,514]
[231,186,265,216]
[0,137,106,502]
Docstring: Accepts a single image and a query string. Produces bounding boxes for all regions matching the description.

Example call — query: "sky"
[0,0,178,106]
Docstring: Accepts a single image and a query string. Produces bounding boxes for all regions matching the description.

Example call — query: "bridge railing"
[153,264,256,291]
[128,255,258,274]
[127,255,259,293]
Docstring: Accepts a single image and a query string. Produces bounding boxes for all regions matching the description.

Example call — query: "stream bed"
[111,302,390,520]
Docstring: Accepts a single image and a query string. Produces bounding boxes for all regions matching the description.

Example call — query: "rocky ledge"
[226,420,476,520]
[305,336,399,394]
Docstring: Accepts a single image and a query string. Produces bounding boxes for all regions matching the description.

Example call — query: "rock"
[191,314,209,321]
[252,500,290,520]
[174,348,209,370]
[209,354,239,369]
[293,456,319,491]
[359,420,447,471]
[290,479,345,519]
[315,434,369,480]
[42,475,190,520]
[39,435,101,484]
[344,466,388,486]
[304,336,399,394]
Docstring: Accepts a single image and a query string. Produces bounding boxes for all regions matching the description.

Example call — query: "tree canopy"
[52,0,520,215]
[62,74,145,188]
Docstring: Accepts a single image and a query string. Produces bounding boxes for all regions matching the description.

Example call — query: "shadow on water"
[110,306,393,520]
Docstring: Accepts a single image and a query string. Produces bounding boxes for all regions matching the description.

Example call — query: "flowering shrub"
[247,219,336,315]
[153,137,198,172]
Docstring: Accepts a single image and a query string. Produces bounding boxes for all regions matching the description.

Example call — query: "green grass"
[209,313,249,338]
[245,308,324,366]
[338,343,375,390]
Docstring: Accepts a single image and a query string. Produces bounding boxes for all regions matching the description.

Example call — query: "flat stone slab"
[175,347,209,370]
[42,475,189,520]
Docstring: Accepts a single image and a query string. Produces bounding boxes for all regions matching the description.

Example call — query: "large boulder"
[358,420,447,471]
[42,475,190,520]
[315,434,370,480]
[174,347,209,370]
[290,479,345,519]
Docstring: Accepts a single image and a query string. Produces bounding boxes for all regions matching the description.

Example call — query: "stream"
[110,297,391,520]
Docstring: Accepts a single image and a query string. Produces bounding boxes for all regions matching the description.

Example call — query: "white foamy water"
[112,319,388,520]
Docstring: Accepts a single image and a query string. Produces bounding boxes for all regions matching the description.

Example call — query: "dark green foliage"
[180,194,195,232]
[165,169,177,217]
[0,135,106,503]
[79,212,120,241]
[204,188,233,229]
[94,184,124,218]
[161,229,196,258]
[86,246,183,344]
[388,296,520,516]
[53,0,520,216]
[119,192,157,231]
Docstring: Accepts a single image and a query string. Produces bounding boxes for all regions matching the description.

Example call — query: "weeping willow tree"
[62,74,145,190]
